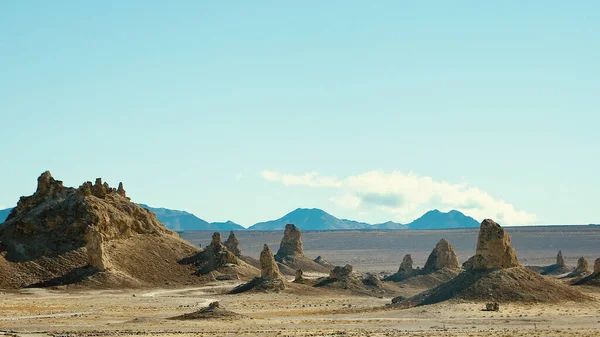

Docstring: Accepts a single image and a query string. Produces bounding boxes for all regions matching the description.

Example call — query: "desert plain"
[2,226,599,337]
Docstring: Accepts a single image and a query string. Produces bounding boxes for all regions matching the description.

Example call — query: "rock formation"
[557,250,566,268]
[571,258,600,287]
[314,255,333,267]
[398,254,413,274]
[464,219,520,271]
[85,227,111,271]
[423,238,460,271]
[329,264,354,280]
[275,224,304,258]
[315,264,390,296]
[189,232,240,275]
[574,257,590,274]
[229,244,285,294]
[260,244,283,279]
[393,219,590,306]
[224,231,242,257]
[0,171,221,289]
[294,269,305,283]
[272,223,331,274]
[169,301,247,320]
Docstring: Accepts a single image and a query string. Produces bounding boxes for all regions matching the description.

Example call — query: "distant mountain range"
[247,208,477,230]
[1,204,479,231]
[138,204,244,231]
[0,207,13,223]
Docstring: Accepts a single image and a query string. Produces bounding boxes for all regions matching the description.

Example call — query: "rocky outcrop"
[275,224,303,258]
[314,255,332,267]
[191,232,239,275]
[394,219,590,306]
[85,227,111,271]
[0,171,220,289]
[229,244,285,293]
[595,258,600,274]
[575,257,590,274]
[557,250,566,268]
[224,231,242,257]
[465,219,520,271]
[329,264,353,280]
[398,254,413,274]
[294,269,305,283]
[423,239,460,271]
[260,244,283,279]
[272,224,331,274]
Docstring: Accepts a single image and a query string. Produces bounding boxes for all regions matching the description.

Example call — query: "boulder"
[556,250,566,267]
[594,258,600,274]
[423,239,460,271]
[260,244,283,280]
[224,231,242,257]
[467,219,520,270]
[275,224,303,258]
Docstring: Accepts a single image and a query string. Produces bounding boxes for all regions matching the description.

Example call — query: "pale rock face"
[85,227,111,271]
[556,250,566,267]
[423,238,460,271]
[467,219,520,271]
[398,254,414,274]
[260,244,283,279]
[275,224,303,258]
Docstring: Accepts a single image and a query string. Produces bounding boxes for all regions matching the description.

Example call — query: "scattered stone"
[485,302,500,311]
[423,238,460,271]
[224,231,242,257]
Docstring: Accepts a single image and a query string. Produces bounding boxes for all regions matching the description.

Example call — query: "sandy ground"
[1,281,599,337]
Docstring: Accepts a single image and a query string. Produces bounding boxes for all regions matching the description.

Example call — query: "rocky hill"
[0,171,251,289]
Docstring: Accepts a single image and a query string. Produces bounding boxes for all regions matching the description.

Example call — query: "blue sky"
[1,1,598,226]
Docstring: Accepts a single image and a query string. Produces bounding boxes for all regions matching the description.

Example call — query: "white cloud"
[261,170,342,188]
[261,169,537,226]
